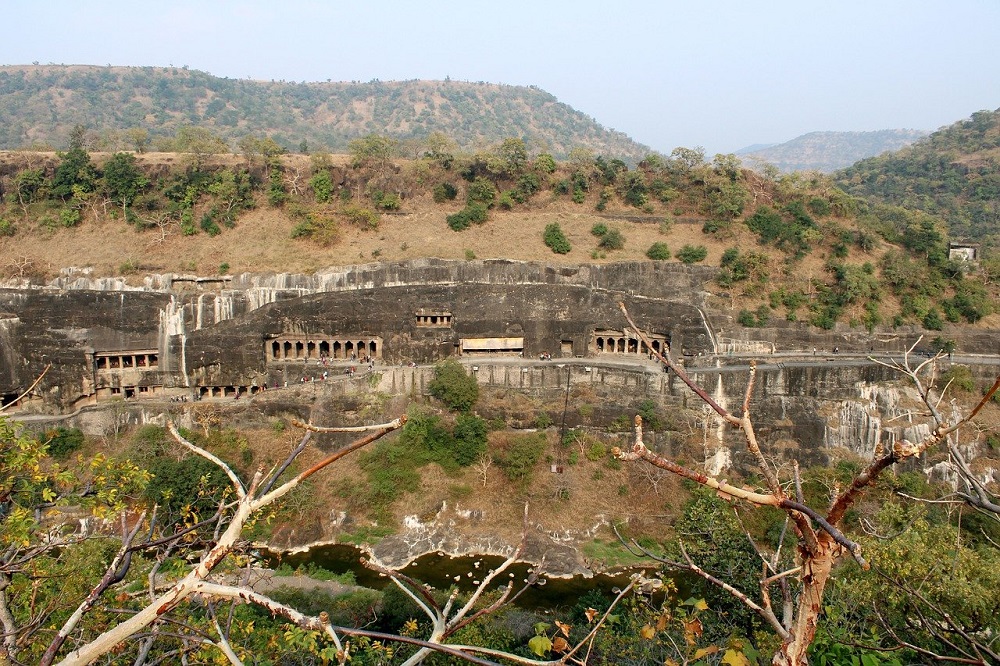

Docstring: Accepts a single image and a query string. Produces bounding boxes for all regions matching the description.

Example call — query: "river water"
[263,543,656,611]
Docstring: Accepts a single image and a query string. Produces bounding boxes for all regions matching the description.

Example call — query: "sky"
[5,0,1000,156]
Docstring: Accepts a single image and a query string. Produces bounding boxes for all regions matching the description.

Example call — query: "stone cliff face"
[2,259,998,485]
[0,259,716,410]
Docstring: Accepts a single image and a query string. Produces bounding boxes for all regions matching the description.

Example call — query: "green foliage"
[675,244,708,264]
[940,365,974,392]
[828,503,1000,662]
[446,202,489,231]
[13,168,47,204]
[371,190,401,211]
[837,109,1000,241]
[497,191,515,210]
[645,242,671,260]
[428,358,479,412]
[493,433,545,484]
[637,399,663,431]
[39,426,84,458]
[308,169,334,203]
[267,166,288,206]
[348,133,398,172]
[341,204,380,230]
[534,153,556,174]
[102,152,148,208]
[58,207,81,227]
[144,454,231,519]
[543,223,571,254]
[598,228,625,251]
[746,202,818,256]
[466,177,498,207]
[922,308,944,330]
[432,182,458,203]
[590,222,609,237]
[452,413,488,465]
[51,146,97,199]
[585,440,608,461]
[0,217,15,237]
[289,206,341,246]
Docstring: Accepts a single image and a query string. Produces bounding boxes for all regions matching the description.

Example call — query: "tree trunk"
[772,540,835,665]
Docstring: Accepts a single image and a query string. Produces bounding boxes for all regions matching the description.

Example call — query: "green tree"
[123,127,150,153]
[428,359,479,412]
[102,152,148,218]
[51,147,97,200]
[309,170,334,203]
[349,134,398,175]
[487,138,528,178]
[12,168,46,210]
[452,413,488,465]
[172,126,229,168]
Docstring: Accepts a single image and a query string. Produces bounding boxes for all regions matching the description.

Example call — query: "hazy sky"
[5,0,999,156]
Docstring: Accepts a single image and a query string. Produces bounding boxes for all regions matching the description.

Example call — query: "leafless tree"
[473,452,494,487]
[613,303,1000,666]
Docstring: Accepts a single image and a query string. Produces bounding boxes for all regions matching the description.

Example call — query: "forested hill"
[835,108,1000,243]
[0,65,651,161]
[737,129,929,173]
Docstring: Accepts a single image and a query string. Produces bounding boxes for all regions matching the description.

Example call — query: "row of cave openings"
[594,334,667,355]
[199,385,264,399]
[269,337,381,361]
[95,352,159,370]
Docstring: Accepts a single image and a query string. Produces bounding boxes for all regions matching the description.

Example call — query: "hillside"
[1,139,996,336]
[736,129,929,173]
[0,65,651,162]
[836,108,1000,243]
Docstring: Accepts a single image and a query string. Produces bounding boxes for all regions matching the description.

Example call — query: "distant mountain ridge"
[0,65,652,161]
[736,129,929,173]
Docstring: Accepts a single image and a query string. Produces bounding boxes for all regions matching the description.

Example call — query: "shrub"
[341,205,379,230]
[737,309,757,327]
[41,427,84,457]
[309,170,334,203]
[495,433,546,484]
[646,242,671,260]
[923,309,944,331]
[0,218,16,236]
[676,244,708,264]
[144,455,230,518]
[590,222,609,238]
[447,203,489,231]
[534,153,557,173]
[497,191,516,210]
[59,208,81,228]
[371,191,401,211]
[807,197,831,217]
[940,365,974,392]
[432,182,458,203]
[428,359,479,412]
[200,212,221,236]
[466,177,497,207]
[598,228,625,251]
[543,223,571,254]
[453,414,488,465]
[586,441,608,461]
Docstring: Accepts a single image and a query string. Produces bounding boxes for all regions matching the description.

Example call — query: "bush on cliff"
[429,359,479,412]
